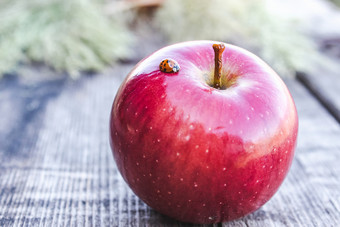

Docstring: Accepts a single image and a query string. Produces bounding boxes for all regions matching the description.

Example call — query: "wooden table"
[1,39,340,226]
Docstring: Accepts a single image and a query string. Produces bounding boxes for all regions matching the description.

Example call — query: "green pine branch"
[0,0,134,77]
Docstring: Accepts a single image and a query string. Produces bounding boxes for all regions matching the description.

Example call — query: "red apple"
[109,41,298,224]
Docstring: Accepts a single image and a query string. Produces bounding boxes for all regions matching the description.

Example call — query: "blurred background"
[0,0,339,78]
[0,0,340,226]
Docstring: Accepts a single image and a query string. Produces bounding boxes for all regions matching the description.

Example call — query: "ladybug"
[159,59,180,73]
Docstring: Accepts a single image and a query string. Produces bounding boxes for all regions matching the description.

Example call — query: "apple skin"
[109,41,298,224]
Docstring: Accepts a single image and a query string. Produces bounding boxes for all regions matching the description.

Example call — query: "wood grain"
[0,65,339,226]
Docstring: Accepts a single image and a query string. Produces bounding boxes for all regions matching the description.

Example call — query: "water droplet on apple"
[194,182,198,187]
[246,116,250,120]
[136,162,139,166]
[149,126,153,130]
[205,149,209,153]
[195,145,199,149]
[168,191,172,195]
[176,152,180,156]
[180,178,184,181]
[202,203,206,207]
[184,135,190,141]
[189,124,194,130]
[157,139,161,142]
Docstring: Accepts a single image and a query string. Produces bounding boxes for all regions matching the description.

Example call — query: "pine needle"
[0,0,133,78]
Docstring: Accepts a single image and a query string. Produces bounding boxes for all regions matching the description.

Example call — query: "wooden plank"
[296,58,340,123]
[0,66,340,226]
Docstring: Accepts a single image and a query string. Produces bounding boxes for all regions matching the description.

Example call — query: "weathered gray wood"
[296,57,340,123]
[1,63,340,226]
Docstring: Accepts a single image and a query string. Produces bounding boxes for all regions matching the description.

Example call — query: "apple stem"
[212,43,225,89]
